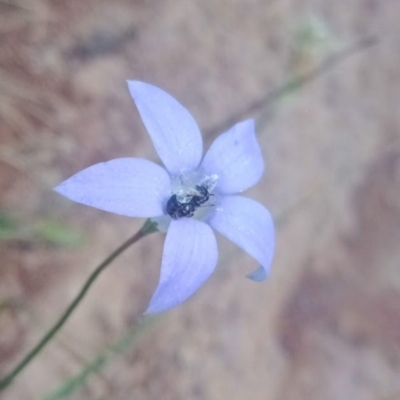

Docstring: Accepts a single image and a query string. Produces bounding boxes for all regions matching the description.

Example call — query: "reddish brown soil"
[1,1,400,399]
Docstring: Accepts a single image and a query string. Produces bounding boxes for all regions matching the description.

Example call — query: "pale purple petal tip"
[201,119,264,194]
[209,195,274,280]
[246,265,268,282]
[127,80,203,177]
[145,219,218,314]
[54,158,171,218]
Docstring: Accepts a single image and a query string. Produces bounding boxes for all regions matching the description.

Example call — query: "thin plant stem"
[203,35,378,139]
[40,316,161,400]
[0,219,158,392]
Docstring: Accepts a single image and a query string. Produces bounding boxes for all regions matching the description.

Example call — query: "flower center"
[166,173,218,220]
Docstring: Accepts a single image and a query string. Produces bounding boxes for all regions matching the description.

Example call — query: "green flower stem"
[40,315,161,400]
[0,219,158,392]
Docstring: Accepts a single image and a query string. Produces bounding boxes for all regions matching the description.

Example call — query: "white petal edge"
[54,158,171,218]
[127,81,203,177]
[208,195,274,280]
[145,218,218,314]
[200,119,264,194]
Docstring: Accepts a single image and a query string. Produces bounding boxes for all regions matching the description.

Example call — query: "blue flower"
[54,81,275,313]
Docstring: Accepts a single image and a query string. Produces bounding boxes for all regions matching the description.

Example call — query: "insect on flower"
[166,183,213,219]
[54,81,275,313]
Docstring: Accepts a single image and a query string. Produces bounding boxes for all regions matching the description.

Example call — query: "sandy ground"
[1,0,400,399]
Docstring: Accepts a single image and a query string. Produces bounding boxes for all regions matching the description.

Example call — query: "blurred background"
[0,0,399,399]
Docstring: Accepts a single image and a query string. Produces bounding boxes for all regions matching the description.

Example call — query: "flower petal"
[246,265,268,282]
[127,81,203,176]
[146,218,218,314]
[208,195,274,280]
[200,119,264,194]
[54,158,171,218]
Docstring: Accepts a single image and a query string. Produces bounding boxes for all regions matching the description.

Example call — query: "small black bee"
[166,184,211,219]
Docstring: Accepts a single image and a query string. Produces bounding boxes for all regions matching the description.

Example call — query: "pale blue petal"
[146,218,218,314]
[209,196,274,280]
[200,120,264,194]
[127,81,203,176]
[54,158,171,218]
[246,266,268,282]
